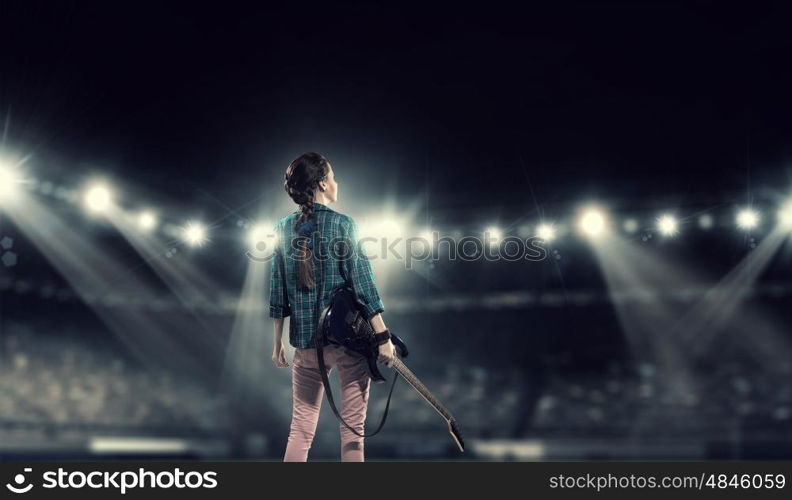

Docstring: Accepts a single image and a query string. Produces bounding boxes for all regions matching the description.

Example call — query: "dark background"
[3,2,792,208]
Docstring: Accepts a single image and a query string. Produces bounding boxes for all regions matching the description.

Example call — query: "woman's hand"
[377,339,396,367]
[272,341,289,368]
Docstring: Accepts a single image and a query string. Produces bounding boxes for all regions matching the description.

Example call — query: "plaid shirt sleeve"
[342,217,385,319]
[268,222,291,319]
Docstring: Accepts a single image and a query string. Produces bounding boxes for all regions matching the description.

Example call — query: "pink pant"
[283,345,371,462]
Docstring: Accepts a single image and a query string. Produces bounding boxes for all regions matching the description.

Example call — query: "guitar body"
[318,285,465,452]
[319,286,409,383]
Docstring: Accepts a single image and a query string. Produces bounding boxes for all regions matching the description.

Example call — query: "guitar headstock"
[447,419,465,452]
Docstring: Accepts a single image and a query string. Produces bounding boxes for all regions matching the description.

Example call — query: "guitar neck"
[391,357,454,423]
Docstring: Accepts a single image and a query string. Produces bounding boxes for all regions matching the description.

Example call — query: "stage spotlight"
[578,208,608,238]
[698,214,714,230]
[778,200,792,230]
[247,222,276,249]
[656,214,679,237]
[360,217,404,240]
[137,211,159,232]
[0,162,24,205]
[485,226,502,244]
[83,183,114,214]
[735,208,760,230]
[536,223,556,242]
[381,218,404,239]
[182,221,208,247]
[623,218,639,234]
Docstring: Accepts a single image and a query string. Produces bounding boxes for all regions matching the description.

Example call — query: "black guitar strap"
[314,220,398,438]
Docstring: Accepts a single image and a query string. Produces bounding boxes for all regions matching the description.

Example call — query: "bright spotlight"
[182,221,208,247]
[485,226,502,244]
[779,200,792,230]
[83,183,114,214]
[735,208,760,230]
[0,162,24,205]
[360,217,404,240]
[698,214,714,230]
[578,208,608,238]
[656,214,679,237]
[536,223,556,242]
[380,218,404,239]
[247,222,276,249]
[137,211,159,232]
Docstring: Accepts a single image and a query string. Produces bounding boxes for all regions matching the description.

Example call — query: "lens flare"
[182,221,208,247]
[536,223,556,242]
[485,226,502,244]
[578,208,607,238]
[83,183,114,214]
[656,214,679,237]
[778,200,792,230]
[735,208,760,230]
[0,163,23,205]
[137,211,159,232]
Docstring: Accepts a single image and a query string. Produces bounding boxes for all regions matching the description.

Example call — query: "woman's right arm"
[342,218,386,317]
[272,318,288,368]
[341,218,394,366]
[370,313,395,367]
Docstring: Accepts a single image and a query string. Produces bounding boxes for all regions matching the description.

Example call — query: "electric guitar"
[319,286,465,452]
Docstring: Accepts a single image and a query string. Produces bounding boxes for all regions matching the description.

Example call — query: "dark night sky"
[2,1,792,219]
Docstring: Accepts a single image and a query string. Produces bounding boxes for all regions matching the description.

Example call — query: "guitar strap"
[314,219,398,438]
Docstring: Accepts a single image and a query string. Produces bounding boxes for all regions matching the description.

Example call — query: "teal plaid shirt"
[269,203,385,348]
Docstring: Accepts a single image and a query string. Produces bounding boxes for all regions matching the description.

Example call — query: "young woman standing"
[269,152,395,462]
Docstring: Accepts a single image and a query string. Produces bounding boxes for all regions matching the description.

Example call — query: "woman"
[269,152,396,462]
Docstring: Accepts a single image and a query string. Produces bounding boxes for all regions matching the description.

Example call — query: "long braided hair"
[284,152,330,289]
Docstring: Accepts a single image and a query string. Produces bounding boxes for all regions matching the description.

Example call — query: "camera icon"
[6,468,34,494]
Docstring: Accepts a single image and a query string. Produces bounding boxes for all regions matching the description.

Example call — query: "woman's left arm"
[269,222,290,368]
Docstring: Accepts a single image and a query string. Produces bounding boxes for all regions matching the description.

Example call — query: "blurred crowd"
[0,323,231,433]
[373,357,792,443]
[2,321,791,457]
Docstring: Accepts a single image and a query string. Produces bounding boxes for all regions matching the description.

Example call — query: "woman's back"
[272,151,395,462]
[269,202,384,349]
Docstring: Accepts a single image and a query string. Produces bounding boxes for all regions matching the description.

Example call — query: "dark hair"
[284,152,330,289]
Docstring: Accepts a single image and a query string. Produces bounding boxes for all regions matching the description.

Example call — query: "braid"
[283,152,330,290]
[297,197,315,226]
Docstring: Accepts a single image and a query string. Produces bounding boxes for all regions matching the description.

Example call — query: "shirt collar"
[293,202,333,217]
[313,202,332,212]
